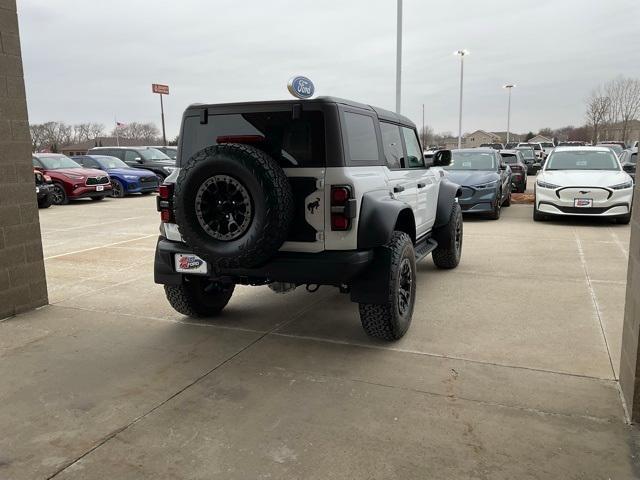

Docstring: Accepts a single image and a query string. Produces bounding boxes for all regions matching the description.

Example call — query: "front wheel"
[51,183,68,205]
[487,191,502,220]
[359,231,416,341]
[111,179,125,198]
[38,195,52,209]
[533,203,546,221]
[503,188,512,207]
[432,203,463,269]
[165,278,235,317]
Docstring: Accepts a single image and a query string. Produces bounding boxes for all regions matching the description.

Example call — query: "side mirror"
[432,150,452,167]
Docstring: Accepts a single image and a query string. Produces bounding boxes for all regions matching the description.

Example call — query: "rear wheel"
[359,231,416,341]
[165,278,235,317]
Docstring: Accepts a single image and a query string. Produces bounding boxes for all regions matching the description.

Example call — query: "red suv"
[32,153,112,204]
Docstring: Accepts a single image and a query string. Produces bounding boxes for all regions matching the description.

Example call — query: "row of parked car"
[427,145,635,224]
[32,146,178,207]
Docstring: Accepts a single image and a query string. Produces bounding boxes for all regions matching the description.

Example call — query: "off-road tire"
[359,231,416,341]
[174,144,294,269]
[432,203,463,269]
[38,195,52,209]
[51,183,68,205]
[164,278,235,317]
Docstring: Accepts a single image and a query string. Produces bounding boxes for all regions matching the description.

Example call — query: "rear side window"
[343,111,379,164]
[181,111,325,168]
[380,122,403,169]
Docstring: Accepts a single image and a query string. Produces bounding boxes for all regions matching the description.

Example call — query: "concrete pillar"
[0,0,48,319]
[620,146,640,422]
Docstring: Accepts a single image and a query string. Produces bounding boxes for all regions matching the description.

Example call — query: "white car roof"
[551,146,613,153]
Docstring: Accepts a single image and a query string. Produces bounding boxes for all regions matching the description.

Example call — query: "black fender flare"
[433,179,462,230]
[357,190,415,249]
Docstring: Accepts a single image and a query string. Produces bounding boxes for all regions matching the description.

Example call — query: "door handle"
[417,183,426,189]
[393,185,405,193]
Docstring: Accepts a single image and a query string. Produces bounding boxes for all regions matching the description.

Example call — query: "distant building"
[59,137,147,156]
[490,132,522,144]
[463,130,502,148]
[526,135,553,144]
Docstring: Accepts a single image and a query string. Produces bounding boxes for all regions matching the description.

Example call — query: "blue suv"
[73,155,159,197]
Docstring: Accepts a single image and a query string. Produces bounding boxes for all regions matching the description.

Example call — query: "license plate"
[96,185,104,191]
[174,253,207,274]
[574,198,593,208]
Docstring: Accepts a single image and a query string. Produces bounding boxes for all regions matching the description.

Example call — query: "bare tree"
[585,87,611,143]
[419,125,434,148]
[603,76,640,141]
[112,122,160,143]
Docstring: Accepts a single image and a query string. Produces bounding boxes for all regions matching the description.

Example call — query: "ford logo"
[287,76,315,99]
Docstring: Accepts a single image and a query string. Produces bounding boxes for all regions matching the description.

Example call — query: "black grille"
[556,206,610,214]
[140,176,158,185]
[86,176,109,185]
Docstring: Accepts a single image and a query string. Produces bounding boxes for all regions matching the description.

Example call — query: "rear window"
[501,154,518,164]
[180,111,325,168]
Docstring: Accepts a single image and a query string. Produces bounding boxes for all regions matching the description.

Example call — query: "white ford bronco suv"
[154,97,463,340]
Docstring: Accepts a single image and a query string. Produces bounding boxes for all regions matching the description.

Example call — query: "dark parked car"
[87,146,176,180]
[500,150,528,192]
[73,155,159,197]
[150,146,178,160]
[619,148,637,181]
[34,169,54,208]
[514,146,540,174]
[480,143,505,150]
[442,148,511,219]
[32,153,112,204]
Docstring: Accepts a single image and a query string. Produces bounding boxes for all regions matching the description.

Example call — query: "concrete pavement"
[1,187,637,479]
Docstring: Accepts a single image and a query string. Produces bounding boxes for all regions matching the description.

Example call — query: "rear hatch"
[179,105,329,252]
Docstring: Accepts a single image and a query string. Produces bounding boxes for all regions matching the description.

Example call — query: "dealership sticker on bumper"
[96,185,104,191]
[175,254,207,274]
[574,198,593,208]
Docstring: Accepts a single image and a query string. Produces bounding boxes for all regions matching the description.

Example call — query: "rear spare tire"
[174,144,294,269]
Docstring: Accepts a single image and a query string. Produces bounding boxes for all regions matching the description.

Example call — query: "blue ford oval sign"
[287,76,315,99]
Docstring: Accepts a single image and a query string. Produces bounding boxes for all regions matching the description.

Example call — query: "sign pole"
[160,93,167,147]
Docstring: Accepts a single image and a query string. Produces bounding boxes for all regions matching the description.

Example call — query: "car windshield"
[94,156,129,169]
[545,150,620,171]
[516,148,535,160]
[445,151,496,170]
[37,155,81,169]
[501,154,518,164]
[139,148,171,161]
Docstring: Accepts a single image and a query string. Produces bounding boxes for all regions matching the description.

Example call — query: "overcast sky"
[18,0,640,139]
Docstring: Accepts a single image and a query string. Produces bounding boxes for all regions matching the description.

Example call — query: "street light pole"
[454,49,469,149]
[395,0,402,114]
[503,84,515,144]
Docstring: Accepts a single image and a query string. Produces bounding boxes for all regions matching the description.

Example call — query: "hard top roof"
[186,96,416,128]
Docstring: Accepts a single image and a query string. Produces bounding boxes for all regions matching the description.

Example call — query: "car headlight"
[123,175,138,180]
[163,166,176,173]
[609,181,633,190]
[472,181,498,189]
[536,179,559,189]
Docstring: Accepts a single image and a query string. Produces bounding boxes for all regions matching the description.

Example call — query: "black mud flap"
[350,246,392,305]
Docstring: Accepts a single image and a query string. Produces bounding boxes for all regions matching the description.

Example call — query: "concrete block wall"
[0,0,48,319]
[620,154,640,421]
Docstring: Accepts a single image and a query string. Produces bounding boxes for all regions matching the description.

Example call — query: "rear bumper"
[154,237,374,286]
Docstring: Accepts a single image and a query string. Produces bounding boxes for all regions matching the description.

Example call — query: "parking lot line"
[44,234,157,260]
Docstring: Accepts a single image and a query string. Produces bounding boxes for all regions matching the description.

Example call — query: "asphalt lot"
[1,177,637,479]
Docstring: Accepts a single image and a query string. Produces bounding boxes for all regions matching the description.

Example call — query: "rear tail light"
[331,185,356,231]
[157,183,175,223]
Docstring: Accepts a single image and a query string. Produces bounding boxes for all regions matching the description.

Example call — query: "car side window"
[343,111,380,164]
[380,122,403,169]
[124,150,140,163]
[84,158,98,168]
[401,127,424,168]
